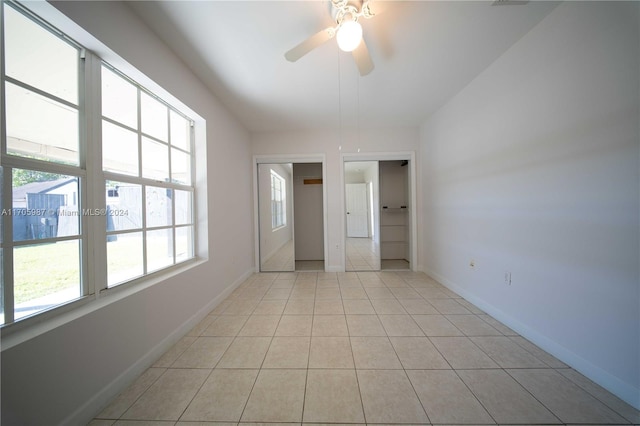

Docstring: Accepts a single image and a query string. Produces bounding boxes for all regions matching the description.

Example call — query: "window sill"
[0,257,207,352]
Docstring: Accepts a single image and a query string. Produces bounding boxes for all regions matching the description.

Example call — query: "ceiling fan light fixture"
[336,19,362,52]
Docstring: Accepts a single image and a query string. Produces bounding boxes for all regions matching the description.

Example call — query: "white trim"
[341,151,418,272]
[424,266,640,411]
[60,266,254,425]
[253,154,328,272]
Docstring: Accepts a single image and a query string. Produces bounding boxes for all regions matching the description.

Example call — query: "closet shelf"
[382,205,408,211]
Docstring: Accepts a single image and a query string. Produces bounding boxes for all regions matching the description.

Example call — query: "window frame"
[0,1,199,331]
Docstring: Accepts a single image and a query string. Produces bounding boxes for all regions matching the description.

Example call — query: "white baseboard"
[423,267,640,411]
[64,267,254,426]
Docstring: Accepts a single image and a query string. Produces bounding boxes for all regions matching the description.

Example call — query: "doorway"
[343,154,416,271]
[344,161,380,271]
[255,158,327,272]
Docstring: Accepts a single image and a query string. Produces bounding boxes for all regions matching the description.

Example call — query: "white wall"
[252,128,419,271]
[1,2,254,424]
[420,2,639,408]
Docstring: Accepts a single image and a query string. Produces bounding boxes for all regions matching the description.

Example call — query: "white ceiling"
[128,1,557,133]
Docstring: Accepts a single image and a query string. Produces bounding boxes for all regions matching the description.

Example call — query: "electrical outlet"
[504,271,512,285]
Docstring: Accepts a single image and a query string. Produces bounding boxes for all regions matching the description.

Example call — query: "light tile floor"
[90,271,640,426]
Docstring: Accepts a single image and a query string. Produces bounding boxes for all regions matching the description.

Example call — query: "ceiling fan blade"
[285,27,335,62]
[352,39,374,76]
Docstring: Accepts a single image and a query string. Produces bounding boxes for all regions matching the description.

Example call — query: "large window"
[0,2,197,327]
[102,65,194,287]
[270,170,286,229]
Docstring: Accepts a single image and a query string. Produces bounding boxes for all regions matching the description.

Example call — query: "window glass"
[106,181,142,232]
[4,4,78,104]
[14,240,81,320]
[142,137,169,181]
[5,82,79,165]
[141,92,168,142]
[146,228,173,272]
[107,232,143,287]
[12,169,79,242]
[145,186,172,228]
[102,67,138,129]
[102,121,139,176]
[170,110,190,152]
[171,148,191,185]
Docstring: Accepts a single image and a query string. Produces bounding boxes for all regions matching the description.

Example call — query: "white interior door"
[346,183,369,238]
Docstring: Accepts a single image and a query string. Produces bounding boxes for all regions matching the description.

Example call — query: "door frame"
[253,154,328,272]
[341,151,417,271]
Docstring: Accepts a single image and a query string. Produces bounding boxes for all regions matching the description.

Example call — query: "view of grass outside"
[14,240,79,305]
[13,233,189,304]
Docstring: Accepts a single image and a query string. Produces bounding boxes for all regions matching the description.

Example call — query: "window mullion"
[83,51,106,296]
[137,88,148,275]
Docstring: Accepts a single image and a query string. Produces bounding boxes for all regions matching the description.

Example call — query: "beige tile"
[379,315,424,336]
[430,337,498,369]
[389,337,450,369]
[283,299,314,315]
[508,369,628,424]
[314,299,344,315]
[262,337,310,368]
[262,287,292,300]
[364,287,394,299]
[315,287,341,299]
[389,287,422,299]
[345,315,387,336]
[222,299,259,315]
[114,421,174,426]
[122,369,209,421]
[241,369,306,422]
[558,368,640,424]
[87,420,115,426]
[252,300,286,315]
[153,337,196,367]
[508,336,568,368]
[239,287,268,300]
[477,314,518,335]
[398,299,438,315]
[171,337,233,368]
[350,336,402,369]
[370,299,407,314]
[210,299,233,315]
[457,369,559,424]
[429,299,472,315]
[180,369,258,421]
[303,369,365,423]
[275,314,312,336]
[456,298,485,314]
[343,299,375,314]
[470,336,548,368]
[308,336,354,368]
[357,370,429,424]
[312,315,348,336]
[202,315,248,337]
[407,369,494,424]
[97,368,166,419]
[416,288,450,299]
[238,315,280,336]
[217,337,271,368]
[412,315,463,336]
[289,287,316,299]
[340,287,368,299]
[445,315,502,336]
[187,315,218,337]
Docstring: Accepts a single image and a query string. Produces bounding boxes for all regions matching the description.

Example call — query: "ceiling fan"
[284,0,377,76]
